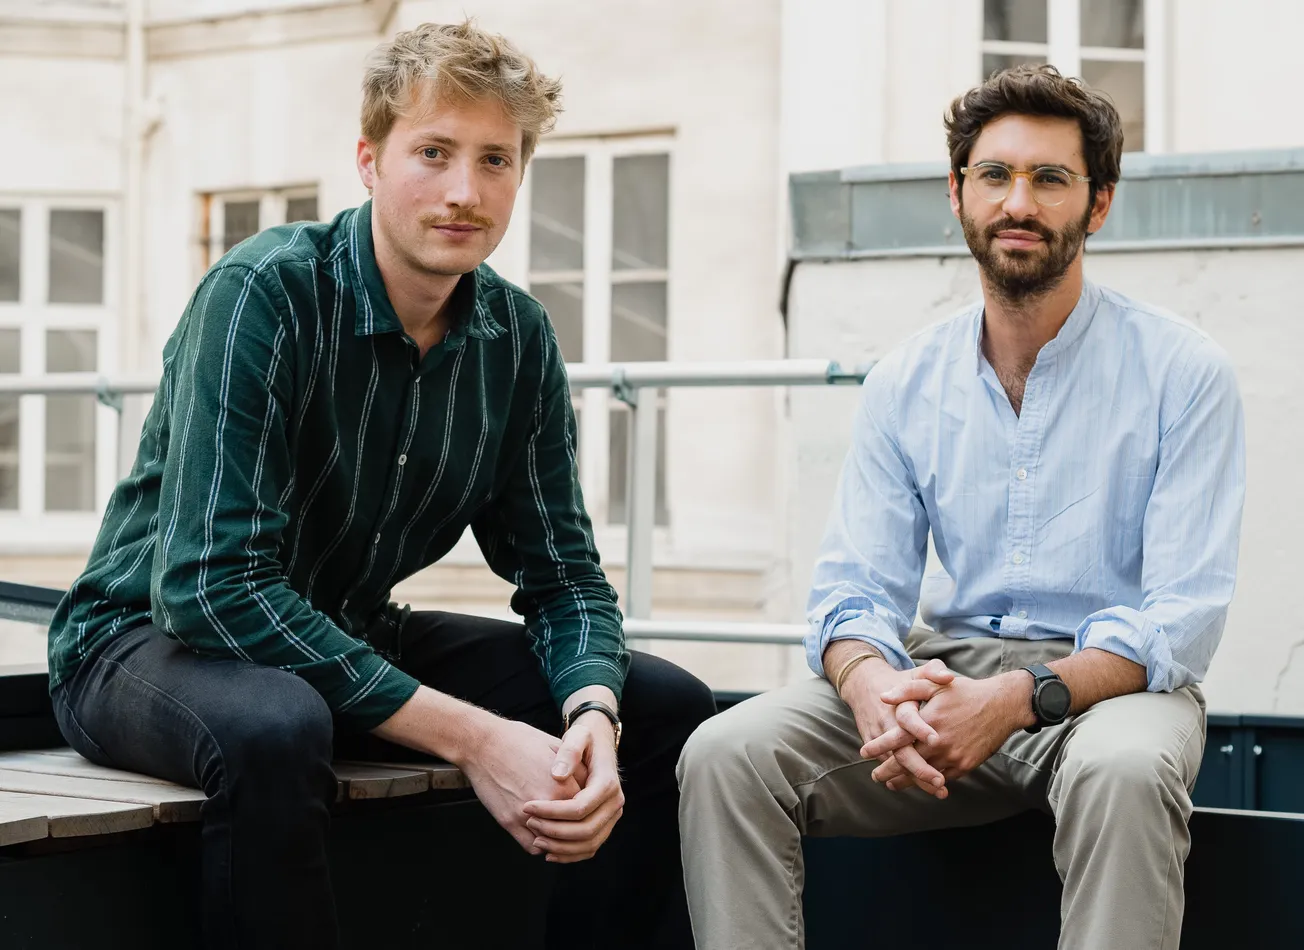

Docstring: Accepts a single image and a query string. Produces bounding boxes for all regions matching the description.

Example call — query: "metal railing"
[0,359,873,644]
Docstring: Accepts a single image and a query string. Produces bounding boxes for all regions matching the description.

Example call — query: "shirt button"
[1012,552,1025,565]
[1017,609,1028,620]
[398,454,407,466]
[341,598,349,611]
[1016,467,1028,480]
[374,533,382,545]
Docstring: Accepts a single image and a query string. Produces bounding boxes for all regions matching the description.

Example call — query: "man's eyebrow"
[415,133,519,156]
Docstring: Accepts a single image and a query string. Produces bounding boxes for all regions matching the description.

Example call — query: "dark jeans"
[52,612,716,949]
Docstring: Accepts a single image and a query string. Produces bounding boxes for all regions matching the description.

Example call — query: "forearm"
[989,646,1148,731]
[371,685,499,767]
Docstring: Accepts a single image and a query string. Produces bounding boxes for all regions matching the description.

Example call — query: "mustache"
[985,217,1055,241]
[420,211,495,230]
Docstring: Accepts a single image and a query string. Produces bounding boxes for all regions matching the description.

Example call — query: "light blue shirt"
[805,281,1245,692]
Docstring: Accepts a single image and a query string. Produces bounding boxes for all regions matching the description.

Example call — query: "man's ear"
[1087,183,1114,235]
[948,169,962,220]
[357,137,380,195]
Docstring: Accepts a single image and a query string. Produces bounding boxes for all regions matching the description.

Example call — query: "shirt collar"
[971,279,1102,375]
[347,200,505,342]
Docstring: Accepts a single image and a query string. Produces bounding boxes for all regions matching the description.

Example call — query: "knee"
[208,674,334,794]
[1057,740,1187,804]
[676,702,769,792]
[626,653,718,739]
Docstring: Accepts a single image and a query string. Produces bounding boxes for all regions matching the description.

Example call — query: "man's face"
[357,91,523,278]
[949,113,1111,299]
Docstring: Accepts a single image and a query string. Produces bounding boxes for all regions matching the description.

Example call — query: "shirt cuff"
[549,655,627,710]
[805,611,914,679]
[1076,609,1182,693]
[333,657,422,733]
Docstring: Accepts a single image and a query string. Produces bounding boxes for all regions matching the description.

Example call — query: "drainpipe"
[120,0,146,476]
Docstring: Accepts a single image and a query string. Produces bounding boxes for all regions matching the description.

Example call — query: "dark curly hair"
[945,64,1124,205]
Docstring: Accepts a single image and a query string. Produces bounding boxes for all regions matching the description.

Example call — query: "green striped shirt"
[47,201,628,731]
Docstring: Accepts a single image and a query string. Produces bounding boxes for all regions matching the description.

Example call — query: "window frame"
[980,0,1167,153]
[521,134,675,531]
[0,193,120,544]
[198,184,320,272]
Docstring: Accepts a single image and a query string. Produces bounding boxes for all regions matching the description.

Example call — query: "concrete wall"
[785,248,1304,715]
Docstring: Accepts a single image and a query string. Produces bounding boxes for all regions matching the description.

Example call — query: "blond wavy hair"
[362,20,563,164]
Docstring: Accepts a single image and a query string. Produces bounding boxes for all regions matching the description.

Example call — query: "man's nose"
[1001,175,1040,219]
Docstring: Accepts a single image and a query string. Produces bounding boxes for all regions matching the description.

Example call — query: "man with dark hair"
[678,65,1245,949]
[47,21,712,950]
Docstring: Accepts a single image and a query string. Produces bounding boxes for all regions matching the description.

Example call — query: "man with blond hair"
[47,20,712,949]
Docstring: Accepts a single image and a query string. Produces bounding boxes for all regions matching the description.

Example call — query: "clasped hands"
[844,657,1025,798]
[462,711,624,865]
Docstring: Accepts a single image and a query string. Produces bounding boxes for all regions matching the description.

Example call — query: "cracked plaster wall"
[785,248,1304,714]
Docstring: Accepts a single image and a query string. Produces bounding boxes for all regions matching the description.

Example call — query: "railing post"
[623,385,658,620]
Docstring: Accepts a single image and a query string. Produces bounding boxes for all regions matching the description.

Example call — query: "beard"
[960,201,1092,301]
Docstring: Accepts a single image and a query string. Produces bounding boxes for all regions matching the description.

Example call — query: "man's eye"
[422,147,442,160]
[1035,170,1071,187]
[978,167,1010,182]
[486,155,509,167]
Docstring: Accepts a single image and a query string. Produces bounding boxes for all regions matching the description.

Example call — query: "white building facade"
[1,0,1301,703]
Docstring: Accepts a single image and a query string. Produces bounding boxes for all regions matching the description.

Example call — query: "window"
[0,198,115,522]
[982,0,1149,152]
[199,186,319,270]
[527,140,672,527]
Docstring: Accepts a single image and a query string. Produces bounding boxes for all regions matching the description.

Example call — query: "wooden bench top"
[0,747,467,848]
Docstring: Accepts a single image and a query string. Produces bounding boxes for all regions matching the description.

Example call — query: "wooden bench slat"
[0,750,189,789]
[0,791,154,838]
[0,800,49,847]
[340,758,470,791]
[0,768,204,823]
[331,763,431,801]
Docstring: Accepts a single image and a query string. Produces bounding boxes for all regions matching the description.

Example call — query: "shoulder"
[862,302,981,404]
[1094,285,1238,394]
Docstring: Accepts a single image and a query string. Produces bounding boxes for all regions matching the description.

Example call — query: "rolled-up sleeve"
[1075,340,1246,691]
[804,361,930,678]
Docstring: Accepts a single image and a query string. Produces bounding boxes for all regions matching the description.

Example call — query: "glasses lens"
[1032,168,1072,206]
[972,165,1012,201]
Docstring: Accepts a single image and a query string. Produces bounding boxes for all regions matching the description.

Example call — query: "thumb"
[913,658,955,684]
[551,726,588,781]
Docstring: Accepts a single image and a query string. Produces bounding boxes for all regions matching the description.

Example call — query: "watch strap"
[565,700,622,749]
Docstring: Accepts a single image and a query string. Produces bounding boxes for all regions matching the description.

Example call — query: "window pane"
[0,329,17,510]
[612,154,669,271]
[286,194,318,223]
[530,157,585,272]
[983,52,1047,79]
[1082,59,1145,151]
[607,404,668,527]
[46,328,97,373]
[48,209,104,305]
[223,200,260,252]
[611,281,667,363]
[0,208,19,302]
[1081,0,1144,49]
[45,329,97,512]
[530,282,584,363]
[0,327,17,373]
[983,0,1048,42]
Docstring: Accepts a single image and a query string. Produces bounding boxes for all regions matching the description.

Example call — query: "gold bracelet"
[832,648,884,696]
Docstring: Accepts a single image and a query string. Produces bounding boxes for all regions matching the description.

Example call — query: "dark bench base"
[804,808,1304,949]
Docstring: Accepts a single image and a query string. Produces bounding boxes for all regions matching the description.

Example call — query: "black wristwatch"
[564,700,622,750]
[1022,664,1072,734]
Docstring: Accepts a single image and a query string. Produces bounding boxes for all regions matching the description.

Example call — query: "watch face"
[1037,680,1072,722]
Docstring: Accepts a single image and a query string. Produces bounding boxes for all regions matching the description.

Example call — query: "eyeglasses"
[960,161,1091,207]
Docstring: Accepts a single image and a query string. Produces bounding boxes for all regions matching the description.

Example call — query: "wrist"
[995,670,1038,731]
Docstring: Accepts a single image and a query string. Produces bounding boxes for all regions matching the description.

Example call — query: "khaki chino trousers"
[676,628,1205,950]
